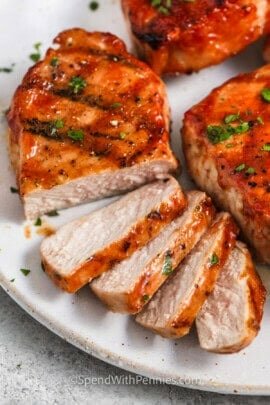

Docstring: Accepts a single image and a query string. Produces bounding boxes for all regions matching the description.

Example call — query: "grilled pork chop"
[8,28,178,219]
[41,177,186,293]
[196,242,266,353]
[182,64,270,264]
[122,0,269,76]
[136,213,238,338]
[91,191,215,313]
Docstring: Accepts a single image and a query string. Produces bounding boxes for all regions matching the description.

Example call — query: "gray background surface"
[0,288,269,405]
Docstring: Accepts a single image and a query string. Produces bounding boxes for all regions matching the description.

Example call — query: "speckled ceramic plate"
[0,0,270,395]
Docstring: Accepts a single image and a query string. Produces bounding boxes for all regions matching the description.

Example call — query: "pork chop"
[91,191,215,313]
[136,213,238,338]
[196,241,266,353]
[40,177,186,293]
[122,0,269,76]
[7,28,178,219]
[182,64,270,264]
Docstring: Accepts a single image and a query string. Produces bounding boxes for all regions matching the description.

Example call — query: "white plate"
[0,0,270,395]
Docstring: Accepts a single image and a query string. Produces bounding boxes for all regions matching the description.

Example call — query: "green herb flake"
[151,0,162,6]
[261,88,270,103]
[224,113,240,124]
[68,76,87,94]
[54,119,64,129]
[34,217,42,226]
[46,210,59,217]
[89,1,99,10]
[235,163,246,172]
[234,122,250,134]
[0,64,15,73]
[111,102,122,109]
[30,42,42,63]
[119,132,126,140]
[68,129,84,142]
[245,167,256,175]
[257,116,264,125]
[206,125,231,144]
[210,253,219,267]
[158,5,170,14]
[50,57,59,67]
[10,278,15,283]
[262,143,270,152]
[10,186,19,194]
[225,143,234,149]
[151,0,172,14]
[142,294,150,303]
[20,268,31,276]
[162,252,173,276]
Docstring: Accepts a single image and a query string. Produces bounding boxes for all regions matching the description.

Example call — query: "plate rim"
[1,273,269,396]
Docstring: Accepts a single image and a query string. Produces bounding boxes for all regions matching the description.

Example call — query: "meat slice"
[182,64,270,264]
[196,242,266,354]
[122,0,269,76]
[91,191,215,314]
[136,213,238,338]
[7,28,177,219]
[40,177,186,293]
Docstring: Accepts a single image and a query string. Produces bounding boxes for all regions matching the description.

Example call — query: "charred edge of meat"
[133,31,165,50]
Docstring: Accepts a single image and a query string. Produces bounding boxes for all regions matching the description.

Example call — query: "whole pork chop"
[7,28,177,219]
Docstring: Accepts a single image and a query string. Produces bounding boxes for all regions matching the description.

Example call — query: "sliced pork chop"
[41,177,186,293]
[91,191,215,314]
[136,213,238,338]
[122,0,269,76]
[182,64,270,264]
[7,28,177,219]
[196,242,266,354]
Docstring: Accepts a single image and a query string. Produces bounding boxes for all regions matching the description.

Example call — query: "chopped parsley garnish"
[235,163,246,172]
[142,294,150,303]
[50,57,59,67]
[20,268,31,276]
[46,210,59,217]
[0,64,15,73]
[261,88,270,103]
[111,102,122,109]
[119,132,126,139]
[262,143,270,152]
[68,76,87,94]
[225,143,234,149]
[89,1,99,10]
[234,122,250,134]
[207,113,250,145]
[206,125,231,144]
[257,116,264,125]
[10,186,19,193]
[224,113,239,124]
[245,167,255,175]
[68,129,84,141]
[210,253,219,267]
[34,217,42,226]
[151,0,172,14]
[30,42,42,63]
[54,119,64,129]
[162,251,173,276]
[51,119,64,136]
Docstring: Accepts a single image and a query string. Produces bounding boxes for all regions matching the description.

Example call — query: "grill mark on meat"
[24,118,134,145]
[53,89,111,111]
